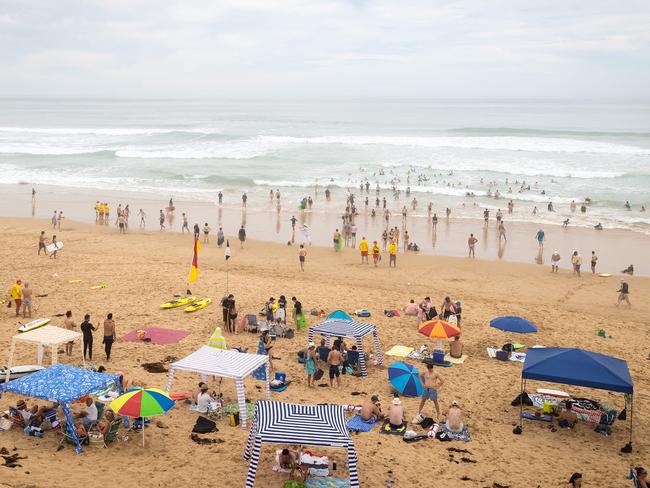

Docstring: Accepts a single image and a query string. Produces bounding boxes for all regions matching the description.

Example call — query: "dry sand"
[0,216,648,488]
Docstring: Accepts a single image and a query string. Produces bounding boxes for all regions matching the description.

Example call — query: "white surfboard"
[46,241,63,253]
[0,365,45,383]
[18,318,51,333]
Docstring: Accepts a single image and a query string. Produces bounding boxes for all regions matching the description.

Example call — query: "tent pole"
[629,393,633,446]
[519,378,525,430]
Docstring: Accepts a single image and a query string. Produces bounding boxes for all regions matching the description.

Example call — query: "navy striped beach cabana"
[308,318,384,377]
[243,400,360,487]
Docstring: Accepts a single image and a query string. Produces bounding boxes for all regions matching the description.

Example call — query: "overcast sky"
[1,0,649,98]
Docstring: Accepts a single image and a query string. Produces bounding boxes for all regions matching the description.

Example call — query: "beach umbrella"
[418,319,460,339]
[110,387,175,446]
[388,361,423,397]
[490,316,537,334]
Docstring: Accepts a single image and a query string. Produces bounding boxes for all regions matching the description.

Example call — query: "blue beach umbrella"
[490,316,537,334]
[388,361,423,397]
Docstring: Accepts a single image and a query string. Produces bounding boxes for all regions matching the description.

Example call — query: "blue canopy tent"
[0,364,120,453]
[518,348,634,451]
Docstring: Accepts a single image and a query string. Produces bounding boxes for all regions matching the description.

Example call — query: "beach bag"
[420,417,434,429]
[229,412,240,427]
[543,402,556,414]
[495,350,509,361]
[356,309,371,318]
[283,328,295,339]
[313,369,324,381]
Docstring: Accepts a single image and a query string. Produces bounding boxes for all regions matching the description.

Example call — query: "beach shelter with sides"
[0,364,120,453]
[243,400,359,487]
[165,346,270,428]
[519,348,634,449]
[308,318,384,377]
[5,326,83,381]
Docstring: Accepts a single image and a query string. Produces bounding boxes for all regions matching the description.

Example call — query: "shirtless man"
[388,397,405,429]
[103,313,116,361]
[63,310,76,356]
[21,282,33,318]
[449,336,463,358]
[332,229,341,251]
[38,231,47,255]
[419,363,444,418]
[327,345,343,387]
[359,395,384,422]
[467,233,478,258]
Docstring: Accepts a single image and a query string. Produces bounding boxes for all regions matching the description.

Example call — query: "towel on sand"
[445,354,467,364]
[122,327,189,345]
[438,424,471,442]
[379,420,407,436]
[305,478,350,488]
[347,415,379,432]
[486,347,526,363]
[385,345,414,357]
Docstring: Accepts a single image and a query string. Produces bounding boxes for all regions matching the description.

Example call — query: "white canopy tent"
[5,326,83,382]
[165,346,270,428]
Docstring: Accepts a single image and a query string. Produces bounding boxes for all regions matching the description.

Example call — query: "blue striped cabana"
[243,400,360,487]
[307,318,384,377]
[165,346,270,428]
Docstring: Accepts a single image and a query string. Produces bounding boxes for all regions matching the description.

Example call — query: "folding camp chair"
[245,314,259,333]
[346,350,360,375]
[317,346,331,363]
[102,418,122,447]
[58,421,88,448]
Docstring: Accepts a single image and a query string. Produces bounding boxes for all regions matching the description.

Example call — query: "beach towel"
[305,478,349,488]
[379,420,407,436]
[122,327,189,345]
[270,381,291,392]
[346,415,379,432]
[445,354,467,364]
[385,345,414,357]
[520,412,552,422]
[438,424,471,442]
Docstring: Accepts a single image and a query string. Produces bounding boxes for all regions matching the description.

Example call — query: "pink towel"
[122,327,189,345]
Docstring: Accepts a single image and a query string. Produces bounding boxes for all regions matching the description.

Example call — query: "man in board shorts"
[327,345,342,387]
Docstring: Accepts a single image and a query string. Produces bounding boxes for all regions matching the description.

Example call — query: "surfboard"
[0,365,45,383]
[184,298,212,313]
[46,241,63,253]
[90,283,107,290]
[598,273,613,277]
[161,296,197,309]
[18,318,51,333]
[68,279,82,284]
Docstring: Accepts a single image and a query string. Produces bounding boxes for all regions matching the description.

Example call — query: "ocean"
[1,98,649,233]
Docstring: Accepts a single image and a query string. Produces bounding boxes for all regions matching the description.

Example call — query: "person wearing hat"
[193,383,216,413]
[388,397,405,430]
[10,280,22,317]
[551,250,561,273]
[305,342,316,387]
[445,400,464,433]
[360,395,384,422]
[617,279,631,307]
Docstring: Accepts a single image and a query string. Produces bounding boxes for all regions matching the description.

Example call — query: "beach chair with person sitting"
[101,417,122,448]
[346,348,361,375]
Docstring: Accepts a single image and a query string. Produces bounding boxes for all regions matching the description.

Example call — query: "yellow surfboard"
[69,279,83,284]
[90,283,108,290]
[184,298,212,313]
[161,296,197,309]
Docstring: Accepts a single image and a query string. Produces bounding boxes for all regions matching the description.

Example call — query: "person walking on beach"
[468,233,478,257]
[102,313,116,361]
[51,211,57,229]
[535,229,545,248]
[218,191,223,205]
[10,280,22,317]
[327,345,343,388]
[117,213,126,233]
[419,363,444,419]
[292,296,306,329]
[432,213,438,230]
[64,310,76,356]
[551,250,561,273]
[298,244,306,271]
[498,221,507,242]
[21,282,33,318]
[371,240,381,266]
[571,251,582,276]
[388,240,397,267]
[80,314,95,361]
[305,342,316,388]
[193,223,200,240]
[159,210,165,231]
[38,231,47,255]
[302,224,311,245]
[202,223,211,243]
[359,236,369,264]
[333,229,341,251]
[238,225,246,248]
[590,251,598,274]
[49,235,60,259]
[617,279,631,306]
[242,192,247,207]
[403,230,409,252]
[181,213,189,233]
[57,211,63,231]
[216,227,224,247]
[138,209,146,228]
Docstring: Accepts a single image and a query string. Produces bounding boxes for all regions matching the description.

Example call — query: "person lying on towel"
[388,397,405,429]
[360,395,384,422]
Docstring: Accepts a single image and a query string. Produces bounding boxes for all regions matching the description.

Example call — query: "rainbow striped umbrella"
[110,387,175,446]
[418,319,461,339]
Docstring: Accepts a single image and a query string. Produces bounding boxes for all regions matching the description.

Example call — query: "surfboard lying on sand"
[46,241,63,253]
[0,365,46,383]
[598,273,613,277]
[18,318,51,333]
[184,298,211,313]
[90,283,108,289]
[161,296,197,309]
[68,279,82,284]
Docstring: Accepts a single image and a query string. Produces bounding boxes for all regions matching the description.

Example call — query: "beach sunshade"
[418,319,460,339]
[110,387,175,446]
[208,326,227,349]
[490,316,537,334]
[327,310,352,321]
[388,361,423,397]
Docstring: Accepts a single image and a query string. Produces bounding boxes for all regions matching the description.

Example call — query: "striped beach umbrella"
[418,319,461,339]
[110,387,175,446]
[388,361,423,397]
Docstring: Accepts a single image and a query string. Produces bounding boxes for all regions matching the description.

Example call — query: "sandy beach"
[0,215,648,487]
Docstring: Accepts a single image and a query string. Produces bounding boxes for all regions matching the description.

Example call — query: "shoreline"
[1,182,649,276]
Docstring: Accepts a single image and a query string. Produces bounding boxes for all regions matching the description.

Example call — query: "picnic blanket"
[347,415,379,432]
[486,347,526,363]
[122,327,189,345]
[445,354,467,364]
[385,345,414,357]
[438,424,471,442]
[305,478,350,488]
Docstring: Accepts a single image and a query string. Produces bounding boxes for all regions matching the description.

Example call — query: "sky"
[1,0,649,98]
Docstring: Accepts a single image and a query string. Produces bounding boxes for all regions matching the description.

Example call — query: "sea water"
[0,98,648,232]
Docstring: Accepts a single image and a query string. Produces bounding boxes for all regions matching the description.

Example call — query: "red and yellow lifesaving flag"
[188,238,200,283]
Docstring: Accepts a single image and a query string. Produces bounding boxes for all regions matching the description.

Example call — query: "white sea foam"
[116,137,281,160]
[0,127,221,136]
